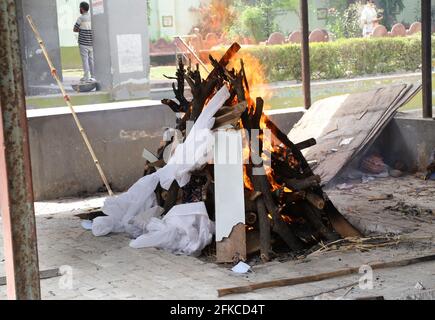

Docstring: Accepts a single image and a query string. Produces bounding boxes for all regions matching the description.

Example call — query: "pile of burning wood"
[145,43,361,262]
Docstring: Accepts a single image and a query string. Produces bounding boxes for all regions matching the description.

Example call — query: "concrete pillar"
[91,0,150,101]
[15,0,63,96]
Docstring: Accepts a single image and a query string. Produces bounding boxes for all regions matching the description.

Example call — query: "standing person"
[360,0,379,37]
[74,2,95,82]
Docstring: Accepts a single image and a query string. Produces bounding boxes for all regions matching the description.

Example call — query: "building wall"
[56,0,422,47]
[148,0,201,41]
[57,0,82,47]
[16,0,63,95]
[395,0,421,25]
[274,0,329,36]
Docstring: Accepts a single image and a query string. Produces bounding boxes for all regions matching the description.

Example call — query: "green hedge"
[210,37,427,82]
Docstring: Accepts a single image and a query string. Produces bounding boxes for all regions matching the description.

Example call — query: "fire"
[212,48,284,192]
[281,215,294,224]
[226,52,272,113]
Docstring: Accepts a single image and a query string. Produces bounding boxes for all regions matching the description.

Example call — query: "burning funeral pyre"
[91,43,361,263]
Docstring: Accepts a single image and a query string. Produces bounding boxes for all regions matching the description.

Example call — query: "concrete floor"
[0,176,434,300]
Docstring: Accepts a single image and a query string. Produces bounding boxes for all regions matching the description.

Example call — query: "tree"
[273,0,300,15]
[377,0,405,29]
[196,0,236,35]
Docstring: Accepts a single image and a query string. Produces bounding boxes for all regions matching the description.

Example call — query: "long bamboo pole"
[26,15,113,196]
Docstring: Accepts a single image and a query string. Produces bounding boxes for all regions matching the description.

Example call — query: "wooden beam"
[300,0,311,109]
[0,0,41,300]
[422,0,433,119]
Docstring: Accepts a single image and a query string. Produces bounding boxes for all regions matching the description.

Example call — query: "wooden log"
[244,196,258,213]
[323,201,363,238]
[284,175,321,191]
[295,138,317,151]
[213,102,247,129]
[146,159,166,170]
[252,170,304,251]
[217,254,435,297]
[299,202,337,242]
[1,268,61,286]
[163,181,180,215]
[216,224,247,263]
[256,197,270,261]
[75,210,106,220]
[282,191,306,204]
[166,56,190,112]
[306,192,326,210]
[246,212,258,226]
[206,43,241,82]
[263,115,313,176]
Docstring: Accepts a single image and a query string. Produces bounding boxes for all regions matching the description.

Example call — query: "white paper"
[340,137,354,146]
[117,34,144,74]
[232,262,251,274]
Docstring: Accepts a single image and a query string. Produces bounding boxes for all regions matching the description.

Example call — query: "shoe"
[87,78,97,83]
[80,77,89,83]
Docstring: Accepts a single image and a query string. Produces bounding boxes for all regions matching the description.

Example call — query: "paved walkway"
[0,177,434,300]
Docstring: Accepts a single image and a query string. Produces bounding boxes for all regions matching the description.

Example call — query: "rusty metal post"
[0,0,41,300]
[300,0,311,109]
[422,0,433,119]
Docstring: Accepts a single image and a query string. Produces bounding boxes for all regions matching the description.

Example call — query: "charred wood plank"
[255,197,271,262]
[284,175,321,191]
[213,102,247,129]
[295,138,317,151]
[161,99,183,113]
[306,192,326,210]
[299,203,338,242]
[206,43,241,82]
[163,181,180,215]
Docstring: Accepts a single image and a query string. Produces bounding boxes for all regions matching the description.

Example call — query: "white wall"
[57,0,82,47]
[274,0,329,35]
[149,0,201,41]
[396,0,421,25]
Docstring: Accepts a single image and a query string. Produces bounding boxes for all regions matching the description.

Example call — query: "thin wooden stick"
[217,253,435,297]
[1,268,60,286]
[26,15,113,196]
[289,281,359,300]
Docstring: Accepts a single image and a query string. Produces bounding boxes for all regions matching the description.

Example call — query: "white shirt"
[360,5,377,36]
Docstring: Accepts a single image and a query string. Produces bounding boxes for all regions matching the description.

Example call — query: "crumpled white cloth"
[130,202,214,256]
[91,86,230,254]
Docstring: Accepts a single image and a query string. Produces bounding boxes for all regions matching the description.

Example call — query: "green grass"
[60,46,82,70]
[26,93,111,109]
[265,74,432,111]
[150,65,177,80]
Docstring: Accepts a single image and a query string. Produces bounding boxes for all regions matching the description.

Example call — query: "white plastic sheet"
[92,173,159,237]
[130,202,214,256]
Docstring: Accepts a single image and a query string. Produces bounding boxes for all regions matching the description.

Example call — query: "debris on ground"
[361,154,388,175]
[385,201,433,217]
[336,183,354,190]
[414,282,426,290]
[368,194,394,202]
[426,150,435,180]
[304,234,422,256]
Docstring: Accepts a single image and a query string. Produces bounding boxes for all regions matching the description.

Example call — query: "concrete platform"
[0,176,433,300]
